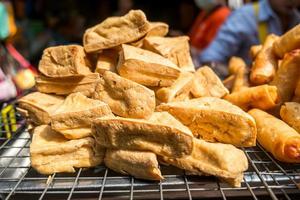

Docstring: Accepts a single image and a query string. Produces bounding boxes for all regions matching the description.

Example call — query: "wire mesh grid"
[0,106,299,200]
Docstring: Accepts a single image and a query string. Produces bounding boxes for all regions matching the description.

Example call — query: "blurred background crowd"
[0,0,300,102]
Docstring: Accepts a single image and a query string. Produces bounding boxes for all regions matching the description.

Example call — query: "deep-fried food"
[273,24,300,58]
[18,92,64,125]
[143,36,195,72]
[51,93,112,139]
[30,125,104,174]
[35,73,100,97]
[249,109,300,163]
[224,85,279,111]
[156,97,256,147]
[191,66,229,98]
[83,10,150,52]
[117,44,180,87]
[92,71,155,119]
[156,72,194,103]
[105,149,163,180]
[250,34,279,85]
[38,45,92,77]
[92,112,193,158]
[160,138,248,187]
[280,102,300,133]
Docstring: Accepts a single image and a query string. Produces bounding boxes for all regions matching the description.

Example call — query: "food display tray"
[0,104,299,200]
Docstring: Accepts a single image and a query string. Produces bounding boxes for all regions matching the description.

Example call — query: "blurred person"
[189,0,230,53]
[198,0,300,78]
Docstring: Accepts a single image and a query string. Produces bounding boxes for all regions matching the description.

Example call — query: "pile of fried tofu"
[20,10,295,188]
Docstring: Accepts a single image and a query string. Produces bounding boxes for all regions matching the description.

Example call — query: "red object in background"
[189,6,231,52]
[4,43,36,93]
[5,43,37,74]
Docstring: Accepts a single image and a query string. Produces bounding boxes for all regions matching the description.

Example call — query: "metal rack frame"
[0,109,299,200]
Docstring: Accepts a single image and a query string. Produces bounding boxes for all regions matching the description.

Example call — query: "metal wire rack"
[0,105,299,200]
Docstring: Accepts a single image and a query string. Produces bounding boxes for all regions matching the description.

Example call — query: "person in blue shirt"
[198,0,300,78]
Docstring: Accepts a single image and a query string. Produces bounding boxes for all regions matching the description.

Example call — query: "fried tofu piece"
[129,22,169,47]
[38,45,92,77]
[157,97,256,147]
[92,112,193,158]
[191,66,229,98]
[92,71,155,119]
[51,93,113,139]
[95,49,118,74]
[143,36,195,72]
[147,22,169,37]
[117,44,180,87]
[35,73,100,97]
[57,128,93,140]
[280,102,300,133]
[160,138,248,187]
[83,10,150,53]
[30,125,104,174]
[105,149,163,180]
[18,92,64,125]
[156,72,194,103]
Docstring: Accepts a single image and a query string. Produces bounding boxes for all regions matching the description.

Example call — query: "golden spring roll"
[232,67,249,93]
[224,85,279,111]
[228,57,249,92]
[250,34,279,85]
[249,44,262,60]
[273,24,300,58]
[280,102,300,133]
[248,109,300,163]
[228,56,247,75]
[270,49,300,103]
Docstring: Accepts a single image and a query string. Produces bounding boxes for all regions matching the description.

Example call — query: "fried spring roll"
[228,56,247,75]
[250,34,279,85]
[249,44,262,60]
[280,102,300,133]
[228,57,249,92]
[270,49,300,103]
[224,85,279,111]
[248,109,300,163]
[273,24,300,58]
